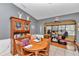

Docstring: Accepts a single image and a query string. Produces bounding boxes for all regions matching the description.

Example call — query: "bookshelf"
[10,16,31,55]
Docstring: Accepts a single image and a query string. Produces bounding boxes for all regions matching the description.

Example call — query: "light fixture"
[54,16,60,22]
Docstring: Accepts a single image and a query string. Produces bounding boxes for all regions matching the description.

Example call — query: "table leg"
[35,51,39,56]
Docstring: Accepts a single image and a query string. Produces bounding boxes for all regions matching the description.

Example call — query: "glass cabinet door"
[16,22,22,30]
[25,23,29,30]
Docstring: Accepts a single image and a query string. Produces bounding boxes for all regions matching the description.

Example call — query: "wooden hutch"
[10,17,31,55]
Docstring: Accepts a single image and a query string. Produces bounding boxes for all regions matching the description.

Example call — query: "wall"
[0,3,79,42]
[37,12,79,42]
[0,3,38,39]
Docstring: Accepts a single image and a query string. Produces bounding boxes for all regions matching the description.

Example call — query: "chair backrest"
[26,34,31,39]
[15,40,24,55]
[44,34,50,39]
[39,42,50,56]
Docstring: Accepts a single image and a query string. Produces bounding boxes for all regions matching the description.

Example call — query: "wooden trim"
[45,20,76,26]
[10,16,31,22]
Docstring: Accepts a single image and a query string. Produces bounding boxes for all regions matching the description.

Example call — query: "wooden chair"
[44,34,50,39]
[37,37,50,56]
[39,43,50,56]
[26,34,31,39]
[15,40,34,56]
[44,34,51,44]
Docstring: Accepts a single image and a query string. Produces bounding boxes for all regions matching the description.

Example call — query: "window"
[52,26,58,31]
[66,25,75,36]
[58,25,66,31]
[46,26,52,34]
[51,25,75,36]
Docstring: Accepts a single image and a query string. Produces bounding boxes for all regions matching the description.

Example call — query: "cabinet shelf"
[13,30,30,33]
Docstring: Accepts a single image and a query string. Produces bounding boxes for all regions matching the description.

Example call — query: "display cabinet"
[10,16,31,55]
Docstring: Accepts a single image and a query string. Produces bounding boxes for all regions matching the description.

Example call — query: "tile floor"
[0,39,79,56]
[49,45,79,56]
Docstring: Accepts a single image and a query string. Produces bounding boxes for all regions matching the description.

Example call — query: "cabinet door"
[13,19,23,31]
[24,21,30,32]
[16,22,22,30]
[25,23,29,30]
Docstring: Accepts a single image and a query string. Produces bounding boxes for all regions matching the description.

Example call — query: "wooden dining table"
[15,38,49,56]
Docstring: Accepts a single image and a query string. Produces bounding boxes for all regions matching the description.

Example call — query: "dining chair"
[44,34,51,44]
[44,34,50,39]
[25,34,31,39]
[15,40,34,56]
[39,42,50,56]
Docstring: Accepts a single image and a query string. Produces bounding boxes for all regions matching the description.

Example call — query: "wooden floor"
[51,42,66,49]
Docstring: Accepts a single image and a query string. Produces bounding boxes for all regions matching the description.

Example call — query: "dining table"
[15,37,49,56]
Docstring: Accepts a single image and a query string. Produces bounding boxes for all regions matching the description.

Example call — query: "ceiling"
[14,3,79,20]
